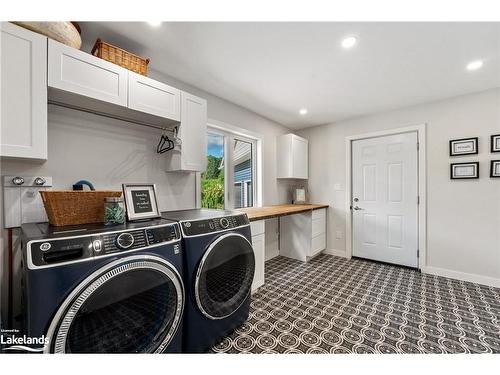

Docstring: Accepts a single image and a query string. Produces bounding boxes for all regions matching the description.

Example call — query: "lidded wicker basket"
[40,191,122,226]
[91,38,150,76]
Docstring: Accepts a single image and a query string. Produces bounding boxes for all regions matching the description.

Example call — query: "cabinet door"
[48,39,127,106]
[251,233,265,293]
[292,135,308,179]
[166,92,207,172]
[128,72,180,120]
[1,22,47,160]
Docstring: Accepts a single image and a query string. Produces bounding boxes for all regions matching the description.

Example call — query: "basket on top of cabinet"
[91,38,150,76]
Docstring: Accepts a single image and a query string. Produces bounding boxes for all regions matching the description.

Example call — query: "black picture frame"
[450,162,479,180]
[490,160,500,178]
[122,183,161,221]
[449,137,478,156]
[491,134,500,153]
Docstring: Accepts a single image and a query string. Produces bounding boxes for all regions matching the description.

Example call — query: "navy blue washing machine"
[161,209,255,353]
[18,219,185,353]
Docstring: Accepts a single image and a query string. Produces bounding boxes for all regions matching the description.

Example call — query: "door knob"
[353,206,363,210]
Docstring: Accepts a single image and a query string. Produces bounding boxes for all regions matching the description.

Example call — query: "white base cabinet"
[1,22,47,160]
[250,220,265,293]
[280,208,326,262]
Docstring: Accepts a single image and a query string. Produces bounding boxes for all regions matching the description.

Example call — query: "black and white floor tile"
[211,254,500,354]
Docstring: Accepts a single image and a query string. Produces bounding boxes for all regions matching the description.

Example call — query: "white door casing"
[351,132,419,268]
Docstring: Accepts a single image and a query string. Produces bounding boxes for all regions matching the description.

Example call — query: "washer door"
[195,233,255,319]
[45,255,184,353]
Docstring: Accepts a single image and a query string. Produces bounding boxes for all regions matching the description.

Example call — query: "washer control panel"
[181,214,249,236]
[28,223,180,267]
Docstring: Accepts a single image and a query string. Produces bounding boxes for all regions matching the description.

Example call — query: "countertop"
[237,204,328,221]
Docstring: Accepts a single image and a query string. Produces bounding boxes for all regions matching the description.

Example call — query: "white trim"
[345,124,427,270]
[422,266,500,288]
[322,249,349,258]
[201,119,263,209]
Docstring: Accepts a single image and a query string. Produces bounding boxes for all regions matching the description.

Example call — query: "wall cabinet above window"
[277,133,308,179]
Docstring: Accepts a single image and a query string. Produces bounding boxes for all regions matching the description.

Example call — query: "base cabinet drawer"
[250,220,265,236]
[312,217,326,237]
[311,234,326,256]
[312,208,326,221]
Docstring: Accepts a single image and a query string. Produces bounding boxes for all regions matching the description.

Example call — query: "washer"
[19,219,184,353]
[162,209,255,353]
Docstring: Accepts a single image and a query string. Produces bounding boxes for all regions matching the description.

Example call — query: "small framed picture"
[449,137,478,156]
[491,134,500,153]
[122,183,161,221]
[292,187,308,204]
[450,162,479,180]
[490,160,500,178]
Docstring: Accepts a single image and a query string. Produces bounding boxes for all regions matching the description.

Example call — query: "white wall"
[0,72,292,326]
[298,88,500,286]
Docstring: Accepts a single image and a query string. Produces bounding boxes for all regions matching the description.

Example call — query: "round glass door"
[195,233,255,319]
[46,256,184,353]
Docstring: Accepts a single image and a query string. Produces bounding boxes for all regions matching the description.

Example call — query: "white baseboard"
[322,249,350,258]
[265,250,279,261]
[421,266,500,288]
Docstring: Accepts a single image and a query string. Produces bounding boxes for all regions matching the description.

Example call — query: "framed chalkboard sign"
[122,183,161,221]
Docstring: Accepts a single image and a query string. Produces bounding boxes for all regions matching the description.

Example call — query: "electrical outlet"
[335,230,343,239]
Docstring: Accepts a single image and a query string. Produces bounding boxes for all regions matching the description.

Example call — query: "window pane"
[233,139,253,208]
[201,133,225,209]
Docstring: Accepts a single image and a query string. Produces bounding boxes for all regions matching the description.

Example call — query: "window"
[201,127,257,209]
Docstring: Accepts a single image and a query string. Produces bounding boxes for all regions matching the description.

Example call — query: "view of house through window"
[201,129,255,209]
[233,139,253,208]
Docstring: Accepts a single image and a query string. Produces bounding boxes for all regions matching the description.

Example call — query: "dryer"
[18,219,184,353]
[162,209,255,353]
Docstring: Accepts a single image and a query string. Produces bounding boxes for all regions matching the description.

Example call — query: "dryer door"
[195,233,255,319]
[45,255,184,353]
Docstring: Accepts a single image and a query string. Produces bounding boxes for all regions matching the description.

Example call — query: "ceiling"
[79,22,500,129]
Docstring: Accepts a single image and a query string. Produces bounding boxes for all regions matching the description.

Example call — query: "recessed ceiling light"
[299,108,308,115]
[466,60,484,71]
[148,21,162,27]
[341,36,357,49]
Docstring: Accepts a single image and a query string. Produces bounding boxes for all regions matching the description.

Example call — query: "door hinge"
[417,142,420,151]
[417,249,420,258]
[417,195,420,205]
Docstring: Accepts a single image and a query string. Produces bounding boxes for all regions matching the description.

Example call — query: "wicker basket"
[91,38,150,76]
[40,191,122,226]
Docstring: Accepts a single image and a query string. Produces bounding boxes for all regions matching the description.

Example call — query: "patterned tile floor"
[211,254,500,354]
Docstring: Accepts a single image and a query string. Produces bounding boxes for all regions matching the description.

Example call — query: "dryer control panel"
[181,214,249,237]
[27,223,180,268]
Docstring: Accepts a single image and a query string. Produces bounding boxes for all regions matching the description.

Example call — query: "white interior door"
[351,132,418,268]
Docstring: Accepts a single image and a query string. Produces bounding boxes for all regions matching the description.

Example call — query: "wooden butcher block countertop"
[237,204,328,221]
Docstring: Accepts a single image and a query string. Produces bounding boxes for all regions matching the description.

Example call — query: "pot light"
[466,60,484,71]
[148,21,162,27]
[341,36,357,49]
[299,108,308,115]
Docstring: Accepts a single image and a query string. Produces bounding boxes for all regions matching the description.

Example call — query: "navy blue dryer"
[162,209,255,353]
[20,219,185,353]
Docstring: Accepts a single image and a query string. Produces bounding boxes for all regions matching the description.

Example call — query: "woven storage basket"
[40,191,122,226]
[91,38,150,76]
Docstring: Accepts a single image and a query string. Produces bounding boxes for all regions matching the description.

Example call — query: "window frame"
[197,120,262,210]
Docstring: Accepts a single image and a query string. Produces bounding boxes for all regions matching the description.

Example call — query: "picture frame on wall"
[490,160,500,178]
[122,183,161,221]
[449,137,478,156]
[491,134,500,153]
[450,162,479,180]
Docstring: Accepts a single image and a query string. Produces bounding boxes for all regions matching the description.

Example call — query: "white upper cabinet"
[48,39,128,107]
[165,92,207,172]
[1,22,47,160]
[128,72,181,121]
[277,133,308,179]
